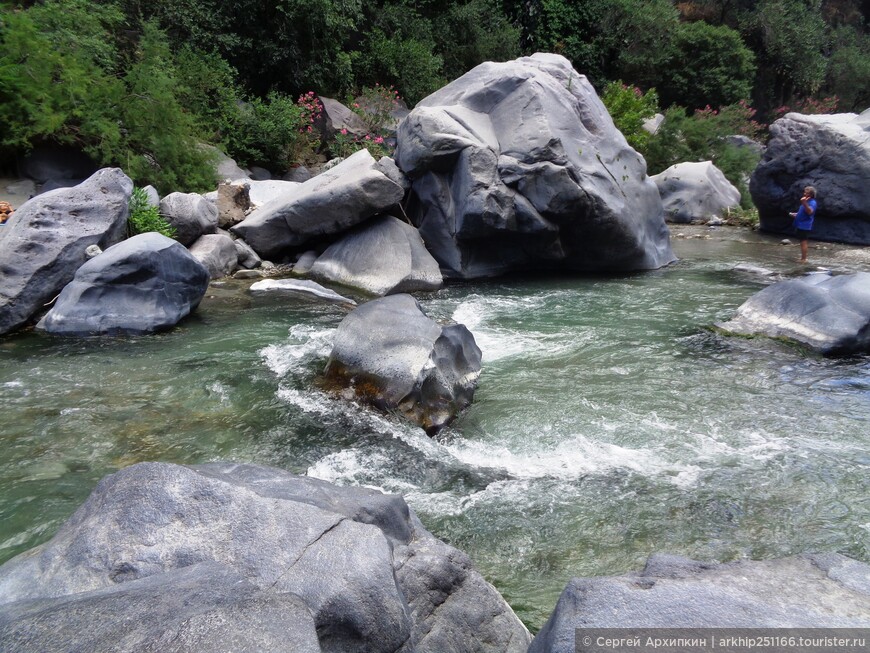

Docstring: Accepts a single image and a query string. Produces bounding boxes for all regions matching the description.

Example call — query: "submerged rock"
[716,272,870,355]
[0,168,132,336]
[395,53,674,279]
[530,553,870,653]
[249,279,356,306]
[36,233,209,336]
[324,294,481,433]
[0,461,530,653]
[652,161,741,224]
[309,215,442,296]
[750,110,870,245]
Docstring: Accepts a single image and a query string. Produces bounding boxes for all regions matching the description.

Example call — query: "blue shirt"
[794,198,817,230]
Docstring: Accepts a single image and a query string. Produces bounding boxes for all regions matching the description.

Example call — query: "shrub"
[330,129,392,160]
[601,81,660,151]
[643,101,764,208]
[127,187,176,239]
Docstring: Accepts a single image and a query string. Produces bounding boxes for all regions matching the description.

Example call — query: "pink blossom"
[340,128,348,135]
[374,136,384,144]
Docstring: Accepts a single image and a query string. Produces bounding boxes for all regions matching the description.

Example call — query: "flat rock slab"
[0,461,530,653]
[36,232,209,336]
[231,148,404,259]
[529,553,870,653]
[716,272,870,355]
[395,53,675,279]
[751,110,870,245]
[0,168,132,336]
[325,294,481,433]
[249,278,356,306]
[309,215,442,296]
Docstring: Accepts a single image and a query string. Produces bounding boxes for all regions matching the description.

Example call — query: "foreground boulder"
[395,53,675,279]
[36,233,209,336]
[751,110,870,244]
[716,272,870,355]
[0,168,132,336]
[309,216,443,296]
[231,149,404,259]
[652,161,741,223]
[324,294,481,433]
[0,461,530,653]
[529,553,870,653]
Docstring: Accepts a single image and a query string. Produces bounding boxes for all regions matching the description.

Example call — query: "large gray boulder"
[652,161,741,223]
[317,96,369,139]
[529,553,870,653]
[240,178,301,208]
[0,562,321,653]
[189,233,239,279]
[0,168,132,336]
[159,192,218,246]
[231,149,405,259]
[395,53,675,279]
[325,294,481,433]
[309,216,443,296]
[750,110,870,244]
[36,233,209,336]
[716,272,870,355]
[0,461,530,653]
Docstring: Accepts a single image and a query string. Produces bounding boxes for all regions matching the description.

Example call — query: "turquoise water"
[1,228,868,630]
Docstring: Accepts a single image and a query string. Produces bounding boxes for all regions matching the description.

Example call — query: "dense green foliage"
[127,186,177,238]
[1,0,867,195]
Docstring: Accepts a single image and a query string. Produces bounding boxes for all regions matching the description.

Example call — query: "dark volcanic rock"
[0,168,132,336]
[159,192,218,246]
[309,215,442,296]
[231,148,404,259]
[0,461,530,653]
[529,553,870,653]
[394,53,675,279]
[750,110,870,244]
[36,233,209,336]
[325,294,481,433]
[0,562,321,653]
[716,272,870,355]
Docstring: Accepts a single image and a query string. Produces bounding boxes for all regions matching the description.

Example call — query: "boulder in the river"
[0,461,531,653]
[159,192,218,246]
[216,180,250,228]
[0,562,321,653]
[394,53,675,279]
[529,553,870,653]
[231,148,405,259]
[189,233,239,279]
[716,272,870,355]
[652,161,741,224]
[750,110,870,245]
[308,216,443,296]
[249,279,356,306]
[324,294,482,433]
[0,168,132,336]
[234,237,262,269]
[36,233,209,336]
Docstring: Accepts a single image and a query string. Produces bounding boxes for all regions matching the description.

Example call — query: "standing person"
[0,201,13,226]
[789,186,817,264]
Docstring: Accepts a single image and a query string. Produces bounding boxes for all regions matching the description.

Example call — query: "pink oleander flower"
[374,136,384,144]
[340,128,348,135]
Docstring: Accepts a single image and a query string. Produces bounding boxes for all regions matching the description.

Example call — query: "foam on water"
[260,324,335,377]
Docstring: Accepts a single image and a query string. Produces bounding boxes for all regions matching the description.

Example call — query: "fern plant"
[127,186,177,239]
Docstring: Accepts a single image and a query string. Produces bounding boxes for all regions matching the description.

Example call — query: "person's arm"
[800,197,815,215]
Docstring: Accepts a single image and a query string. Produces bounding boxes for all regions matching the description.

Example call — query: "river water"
[1,227,868,629]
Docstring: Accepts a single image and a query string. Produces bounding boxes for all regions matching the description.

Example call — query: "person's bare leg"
[800,239,808,263]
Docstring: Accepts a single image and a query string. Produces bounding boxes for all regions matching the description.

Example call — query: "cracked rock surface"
[0,461,529,653]
[395,53,675,279]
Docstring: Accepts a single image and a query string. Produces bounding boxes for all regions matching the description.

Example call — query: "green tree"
[600,81,660,152]
[823,26,870,111]
[656,21,756,110]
